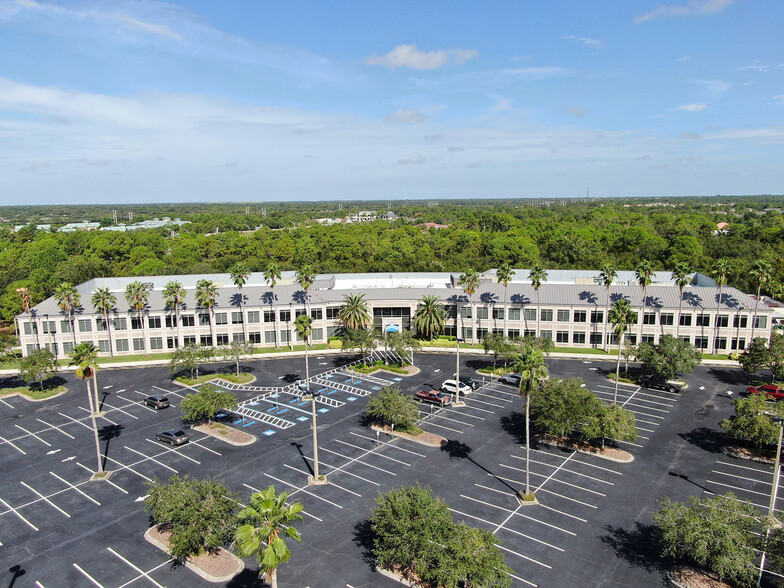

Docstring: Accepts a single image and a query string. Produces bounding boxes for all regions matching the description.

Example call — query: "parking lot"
[1,353,780,587]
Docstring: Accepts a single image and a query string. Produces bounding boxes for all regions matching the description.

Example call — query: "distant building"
[714,222,730,236]
[59,222,101,232]
[12,224,51,232]
[415,222,449,230]
[345,211,377,223]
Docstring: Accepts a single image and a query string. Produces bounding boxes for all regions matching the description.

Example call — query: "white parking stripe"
[621,402,670,414]
[716,460,774,474]
[50,472,100,506]
[439,406,486,419]
[283,463,362,496]
[127,446,179,471]
[117,558,174,588]
[466,397,506,409]
[450,507,565,551]
[74,462,129,494]
[14,424,51,446]
[499,463,606,496]
[107,548,166,588]
[512,456,615,485]
[419,420,463,434]
[0,434,26,454]
[706,479,777,499]
[21,481,71,518]
[143,440,202,464]
[712,470,775,486]
[57,412,93,431]
[264,473,344,509]
[0,397,12,408]
[421,412,475,427]
[334,439,411,466]
[460,494,576,535]
[188,440,222,456]
[319,447,396,476]
[0,495,39,530]
[349,432,426,457]
[100,455,154,482]
[495,543,552,570]
[72,563,105,587]
[37,418,75,439]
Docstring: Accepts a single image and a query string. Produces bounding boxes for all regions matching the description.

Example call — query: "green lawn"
[175,372,255,386]
[0,384,67,400]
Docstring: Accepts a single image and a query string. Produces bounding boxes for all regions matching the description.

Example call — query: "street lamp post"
[758,414,784,585]
[304,384,327,486]
[454,337,466,407]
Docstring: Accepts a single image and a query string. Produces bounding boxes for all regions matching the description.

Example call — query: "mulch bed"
[191,422,256,446]
[723,445,775,464]
[536,433,634,463]
[667,565,732,588]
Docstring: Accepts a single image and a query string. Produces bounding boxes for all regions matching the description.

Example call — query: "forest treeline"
[2,198,784,323]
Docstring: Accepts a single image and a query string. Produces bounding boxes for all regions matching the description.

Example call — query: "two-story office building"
[15,269,772,359]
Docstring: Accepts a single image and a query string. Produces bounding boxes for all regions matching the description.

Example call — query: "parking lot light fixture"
[454,337,466,407]
[305,386,327,486]
[759,413,784,584]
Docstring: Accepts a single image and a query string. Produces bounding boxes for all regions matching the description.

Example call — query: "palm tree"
[598,264,617,351]
[234,485,304,588]
[510,346,548,500]
[458,269,480,343]
[16,287,40,349]
[264,263,282,348]
[609,299,637,404]
[634,261,654,345]
[296,265,316,315]
[124,281,150,354]
[750,260,773,341]
[496,264,515,337]
[710,258,731,355]
[414,295,446,340]
[72,355,104,476]
[70,342,101,415]
[54,282,80,346]
[91,287,116,358]
[671,262,692,338]
[195,279,218,347]
[163,280,186,349]
[230,262,251,341]
[529,264,548,337]
[294,314,313,382]
[337,293,372,331]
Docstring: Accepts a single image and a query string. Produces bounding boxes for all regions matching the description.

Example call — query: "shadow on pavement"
[707,367,750,387]
[440,439,519,496]
[226,568,268,588]
[499,412,541,449]
[352,518,377,569]
[600,522,667,574]
[677,427,726,454]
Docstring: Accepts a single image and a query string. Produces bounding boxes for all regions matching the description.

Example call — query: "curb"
[0,387,69,402]
[191,423,256,447]
[537,436,635,463]
[370,424,446,448]
[376,568,421,587]
[722,445,775,464]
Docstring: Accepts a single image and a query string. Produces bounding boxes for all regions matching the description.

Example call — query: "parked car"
[458,376,481,391]
[415,390,452,406]
[441,379,472,396]
[745,384,784,401]
[156,429,189,446]
[637,374,687,393]
[499,373,521,387]
[145,395,170,410]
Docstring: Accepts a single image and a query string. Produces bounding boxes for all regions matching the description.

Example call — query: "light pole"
[454,337,466,407]
[758,414,784,585]
[304,384,327,486]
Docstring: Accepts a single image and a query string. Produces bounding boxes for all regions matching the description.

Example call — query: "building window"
[731,338,747,350]
[78,319,92,332]
[199,313,211,326]
[493,328,503,335]
[733,315,748,328]
[180,315,195,327]
[200,335,213,346]
[247,311,260,324]
[327,326,339,338]
[680,336,691,344]
[231,311,244,324]
[183,336,196,345]
[233,333,245,343]
[508,308,521,321]
[313,328,324,341]
[679,314,692,327]
[461,327,473,340]
[557,310,570,322]
[627,334,637,345]
[26,344,37,354]
[167,337,178,349]
[477,307,489,320]
[97,340,110,353]
[279,330,291,343]
[508,329,521,339]
[461,306,472,319]
[696,314,710,327]
[23,322,35,335]
[131,317,144,330]
[326,306,341,320]
[265,331,277,344]
[590,332,602,345]
[492,308,504,320]
[714,338,727,350]
[60,320,72,333]
[148,316,162,329]
[572,332,586,344]
[573,311,587,323]
[41,321,56,334]
[694,337,709,349]
[443,305,457,320]
[641,334,655,344]
[62,341,74,354]
[477,328,488,340]
[591,311,604,324]
[310,309,323,320]
[295,309,307,318]
[264,311,275,323]
[215,313,228,325]
[150,337,163,350]
[132,338,145,351]
[116,339,129,352]
[280,310,291,322]
[96,318,108,332]
[540,330,552,340]
[643,313,656,325]
[660,314,674,326]
[541,309,554,322]
[248,332,261,344]
[44,342,57,355]
[556,331,569,343]
[216,334,229,345]
[524,308,537,322]
[716,315,729,328]
[755,316,768,329]
[165,315,177,328]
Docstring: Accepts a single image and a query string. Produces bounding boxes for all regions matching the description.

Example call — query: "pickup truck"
[637,374,687,393]
[745,384,784,401]
[415,390,452,406]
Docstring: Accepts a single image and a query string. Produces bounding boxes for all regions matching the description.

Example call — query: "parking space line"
[37,418,75,439]
[493,474,599,508]
[14,424,51,446]
[618,440,644,448]
[153,385,186,399]
[716,460,774,474]
[78,405,125,423]
[100,455,154,482]
[480,387,519,399]
[20,481,70,518]
[418,418,463,433]
[74,462,129,494]
[0,434,26,454]
[188,440,222,456]
[512,456,615,485]
[243,482,324,522]
[495,543,552,571]
[143,440,202,464]
[264,473,344,509]
[117,558,173,588]
[107,547,166,588]
[620,401,670,414]
[284,463,362,497]
[0,397,13,408]
[438,406,486,420]
[567,457,623,476]
[500,463,606,496]
[334,440,411,466]
[50,472,100,505]
[712,470,774,486]
[349,432,426,457]
[73,563,105,587]
[57,412,93,431]
[131,444,185,468]
[0,496,39,531]
[452,507,565,551]
[632,417,661,426]
[450,403,495,415]
[706,479,775,499]
[465,397,507,409]
[319,447,396,476]
[421,412,476,427]
[622,407,665,419]
[460,494,576,536]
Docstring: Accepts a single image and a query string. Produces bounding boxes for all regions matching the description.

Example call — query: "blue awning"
[386,324,401,332]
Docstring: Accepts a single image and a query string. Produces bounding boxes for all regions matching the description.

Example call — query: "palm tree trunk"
[269,569,277,588]
[614,333,623,404]
[106,311,115,358]
[503,285,508,338]
[209,309,215,347]
[639,288,645,345]
[525,391,531,495]
[676,294,683,338]
[752,285,761,341]
[603,293,610,352]
[141,311,148,356]
[86,378,103,472]
[176,305,183,349]
[92,370,100,414]
[71,311,77,346]
[536,290,541,337]
[304,340,310,381]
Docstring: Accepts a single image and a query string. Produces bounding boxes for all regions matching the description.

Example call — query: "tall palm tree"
[750,260,773,341]
[529,264,548,337]
[710,258,731,355]
[294,314,313,382]
[195,279,218,347]
[671,262,692,338]
[458,269,480,343]
[414,295,446,340]
[598,264,617,351]
[337,293,372,331]
[264,263,282,348]
[234,485,304,588]
[496,263,515,337]
[16,287,40,349]
[91,287,116,358]
[634,261,654,345]
[55,282,80,346]
[510,346,548,499]
[70,342,101,415]
[609,299,637,404]
[72,355,104,476]
[124,281,150,354]
[296,265,316,315]
[230,262,251,341]
[163,280,186,349]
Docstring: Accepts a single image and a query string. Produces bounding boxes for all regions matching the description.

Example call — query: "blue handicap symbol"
[262,430,276,436]
[347,396,357,401]
[297,416,309,422]
[318,408,330,413]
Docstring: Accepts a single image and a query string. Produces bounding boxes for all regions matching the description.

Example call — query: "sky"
[0,0,783,204]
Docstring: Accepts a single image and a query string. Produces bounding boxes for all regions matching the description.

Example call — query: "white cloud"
[567,106,589,117]
[675,55,693,62]
[113,14,183,42]
[491,99,512,113]
[398,156,427,165]
[385,108,426,124]
[677,103,708,111]
[739,62,769,72]
[365,44,478,70]
[563,35,605,49]
[774,95,784,104]
[633,0,737,24]
[694,79,729,94]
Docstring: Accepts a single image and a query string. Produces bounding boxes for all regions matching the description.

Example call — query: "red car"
[745,384,784,401]
[415,390,452,406]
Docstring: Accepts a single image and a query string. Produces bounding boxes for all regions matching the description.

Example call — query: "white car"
[441,379,472,396]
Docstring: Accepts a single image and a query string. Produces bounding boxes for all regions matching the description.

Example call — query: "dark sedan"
[156,429,190,446]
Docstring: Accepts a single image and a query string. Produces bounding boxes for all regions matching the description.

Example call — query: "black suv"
[637,374,686,393]
[459,376,480,391]
[145,395,170,409]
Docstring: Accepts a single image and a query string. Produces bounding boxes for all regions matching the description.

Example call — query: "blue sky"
[0,0,782,204]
